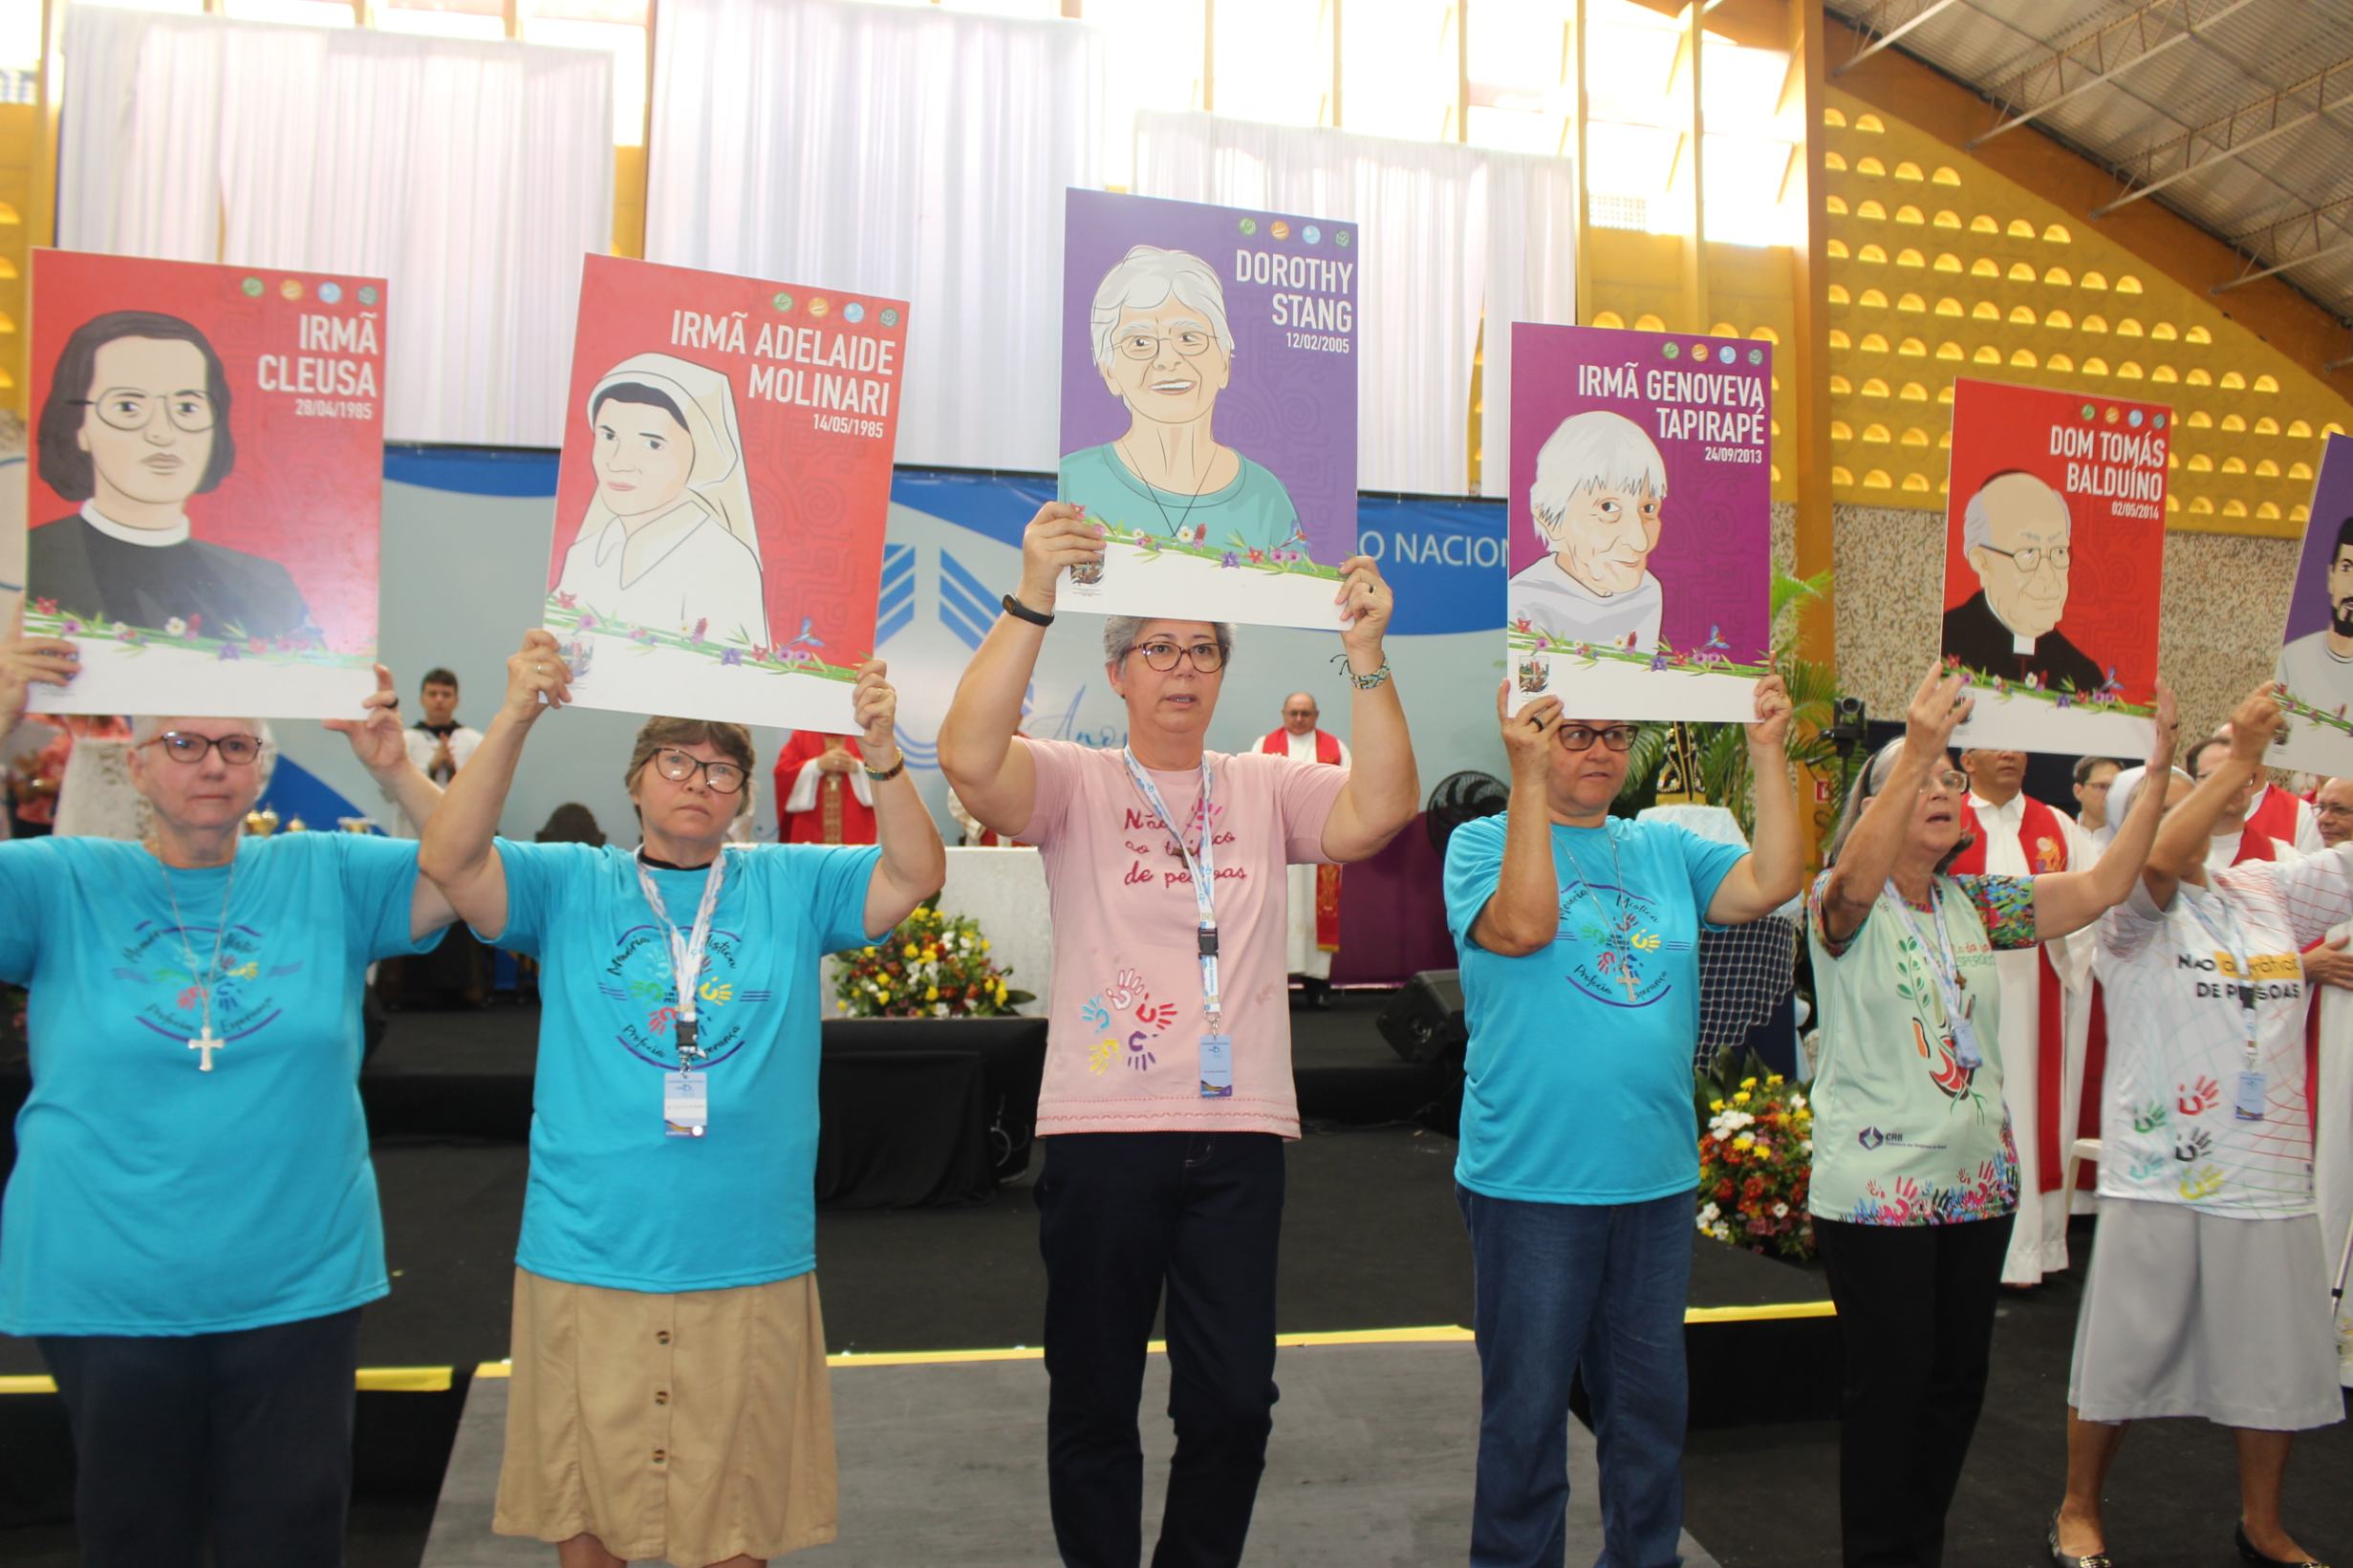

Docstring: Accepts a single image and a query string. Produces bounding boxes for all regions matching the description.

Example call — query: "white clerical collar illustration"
[80,499,192,548]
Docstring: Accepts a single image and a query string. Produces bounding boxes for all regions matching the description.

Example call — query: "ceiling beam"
[2093,54,2353,216]
[2213,192,2353,291]
[1970,0,2263,147]
[1831,0,1965,76]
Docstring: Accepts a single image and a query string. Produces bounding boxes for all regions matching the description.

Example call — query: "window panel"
[223,0,356,23]
[1340,0,1453,140]
[525,16,643,145]
[378,4,506,39]
[1086,0,1205,186]
[1211,0,1329,127]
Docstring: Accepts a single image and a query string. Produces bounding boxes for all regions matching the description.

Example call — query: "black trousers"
[1036,1130,1285,1568]
[1814,1214,2015,1568]
[40,1307,362,1568]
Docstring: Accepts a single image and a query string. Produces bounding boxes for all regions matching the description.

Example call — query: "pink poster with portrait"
[543,254,908,730]
[19,249,386,719]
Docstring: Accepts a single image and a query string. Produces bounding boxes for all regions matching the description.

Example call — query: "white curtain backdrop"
[647,0,1103,472]
[58,5,613,447]
[1133,111,1577,498]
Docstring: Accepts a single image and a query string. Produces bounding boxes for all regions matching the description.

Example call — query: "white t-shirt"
[1508,557,1663,653]
[2277,631,2353,720]
[2092,847,2353,1217]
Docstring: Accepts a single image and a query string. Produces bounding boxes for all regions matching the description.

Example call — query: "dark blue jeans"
[40,1306,361,1568]
[1037,1130,1285,1568]
[1457,1185,1694,1568]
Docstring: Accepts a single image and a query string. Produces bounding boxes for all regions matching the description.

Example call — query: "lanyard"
[635,849,726,1067]
[1881,879,1982,1069]
[1120,748,1221,1026]
[2180,882,2262,1067]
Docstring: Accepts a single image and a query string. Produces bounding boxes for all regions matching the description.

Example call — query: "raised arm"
[936,503,1104,838]
[1467,681,1566,957]
[850,659,945,936]
[1817,661,1975,945]
[325,662,456,939]
[0,603,80,735]
[2028,681,2178,938]
[1705,674,1809,925]
[2142,681,2280,909]
[419,630,571,939]
[1319,556,1418,863]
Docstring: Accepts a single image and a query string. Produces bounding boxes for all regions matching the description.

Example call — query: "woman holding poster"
[1059,244,1304,554]
[420,630,943,1568]
[553,354,771,646]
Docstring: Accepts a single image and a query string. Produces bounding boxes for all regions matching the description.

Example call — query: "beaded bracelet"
[1334,654,1392,692]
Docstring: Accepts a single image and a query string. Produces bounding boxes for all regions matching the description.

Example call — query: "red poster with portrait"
[1940,376,2169,755]
[542,254,908,731]
[18,249,386,719]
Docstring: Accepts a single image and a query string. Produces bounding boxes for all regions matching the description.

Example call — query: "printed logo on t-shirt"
[117,918,299,1052]
[1080,967,1183,1076]
[1080,789,1244,1074]
[1551,883,1688,1008]
[597,921,768,1070]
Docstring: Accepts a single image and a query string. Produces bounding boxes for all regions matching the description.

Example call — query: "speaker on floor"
[1379,969,1466,1066]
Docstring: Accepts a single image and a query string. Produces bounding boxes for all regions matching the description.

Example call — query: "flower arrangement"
[544,596,865,683]
[21,601,358,670]
[831,901,1034,1020]
[1695,1053,1816,1261]
[1108,521,1342,581]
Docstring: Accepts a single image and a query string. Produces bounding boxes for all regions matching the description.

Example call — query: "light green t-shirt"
[1057,442,1304,556]
[1803,869,2035,1226]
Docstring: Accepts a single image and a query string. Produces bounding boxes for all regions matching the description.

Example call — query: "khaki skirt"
[493,1267,838,1565]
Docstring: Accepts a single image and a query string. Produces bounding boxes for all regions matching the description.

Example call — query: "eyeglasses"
[1977,542,2071,574]
[653,748,746,794]
[2317,803,2353,822]
[1115,329,1217,362]
[145,731,262,765]
[1920,769,1969,793]
[1131,639,1225,674]
[1557,723,1638,753]
[75,389,217,434]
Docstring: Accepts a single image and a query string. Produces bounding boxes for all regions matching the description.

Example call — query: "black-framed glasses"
[653,748,746,794]
[145,731,262,765]
[1557,723,1638,753]
[1976,542,2071,573]
[1114,328,1216,361]
[75,388,217,434]
[1131,639,1225,674]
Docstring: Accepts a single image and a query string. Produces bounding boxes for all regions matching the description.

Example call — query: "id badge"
[1198,1034,1234,1099]
[1948,1008,1983,1071]
[2234,1069,2267,1123]
[664,1070,709,1138]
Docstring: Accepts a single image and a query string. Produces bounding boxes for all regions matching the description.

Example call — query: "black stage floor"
[2,993,2347,1566]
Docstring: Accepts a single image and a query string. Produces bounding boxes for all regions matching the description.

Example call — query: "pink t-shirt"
[1020,739,1349,1138]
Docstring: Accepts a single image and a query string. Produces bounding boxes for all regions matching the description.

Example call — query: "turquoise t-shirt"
[1443,813,1747,1204]
[1058,441,1304,554]
[0,832,441,1336]
[485,840,883,1292]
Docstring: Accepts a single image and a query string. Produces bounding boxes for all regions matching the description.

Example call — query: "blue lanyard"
[1120,747,1221,1026]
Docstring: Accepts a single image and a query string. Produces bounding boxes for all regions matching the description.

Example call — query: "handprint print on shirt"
[1134,997,1179,1031]
[2179,1165,2225,1202]
[1081,996,1112,1032]
[1125,1031,1157,1072]
[1104,969,1144,1010]
[2172,1126,2214,1163]
[2176,1076,2221,1116]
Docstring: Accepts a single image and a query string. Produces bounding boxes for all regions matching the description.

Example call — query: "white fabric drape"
[647,0,1103,472]
[1133,111,1577,497]
[58,5,612,447]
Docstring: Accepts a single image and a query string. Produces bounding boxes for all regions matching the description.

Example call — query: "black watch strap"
[1002,591,1055,627]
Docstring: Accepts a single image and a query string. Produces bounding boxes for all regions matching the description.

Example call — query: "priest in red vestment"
[1954,747,2097,1284]
[772,730,877,845]
[1263,691,1349,1007]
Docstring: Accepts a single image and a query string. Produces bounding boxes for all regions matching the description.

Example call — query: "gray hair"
[1528,411,1667,550]
[1090,246,1235,372]
[1961,470,2070,555]
[2106,763,2193,827]
[1103,616,1237,667]
[129,715,280,790]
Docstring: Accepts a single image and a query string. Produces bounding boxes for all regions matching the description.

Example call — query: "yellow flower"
[925,985,939,1001]
[1739,1076,1758,1089]
[875,989,892,1004]
[1733,1090,1751,1106]
[924,947,940,962]
[1733,1134,1755,1150]
[981,937,992,951]
[903,943,919,960]
[862,946,875,956]
[1765,1074,1784,1086]
[1709,1099,1726,1113]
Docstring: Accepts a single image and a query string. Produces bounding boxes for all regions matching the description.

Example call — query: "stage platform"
[419,1339,1721,1568]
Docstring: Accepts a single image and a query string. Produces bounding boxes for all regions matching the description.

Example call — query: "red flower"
[1715,1179,1735,1201]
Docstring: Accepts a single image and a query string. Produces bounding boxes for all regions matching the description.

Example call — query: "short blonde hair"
[626,716,757,820]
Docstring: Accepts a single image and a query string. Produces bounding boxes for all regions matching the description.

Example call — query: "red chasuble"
[1952,794,2083,1194]
[2246,783,2305,849]
[1262,728,1343,951]
[772,731,877,847]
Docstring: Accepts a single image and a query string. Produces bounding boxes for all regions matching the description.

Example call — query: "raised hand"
[851,659,899,766]
[324,663,409,774]
[503,629,573,724]
[2144,679,2179,770]
[1903,659,1974,761]
[0,603,80,734]
[1017,502,1108,612]
[2225,680,2280,763]
[1746,672,1794,751]
[1333,554,1394,656]
[1498,678,1562,787]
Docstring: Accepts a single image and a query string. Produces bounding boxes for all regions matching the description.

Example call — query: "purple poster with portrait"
[1505,322,1772,722]
[1054,188,1358,630]
[2268,432,2353,773]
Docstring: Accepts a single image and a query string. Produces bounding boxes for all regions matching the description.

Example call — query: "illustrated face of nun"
[593,399,695,519]
[1101,298,1231,429]
[78,336,216,512]
[1543,481,1663,597]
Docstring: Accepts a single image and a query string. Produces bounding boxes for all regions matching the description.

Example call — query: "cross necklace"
[157,846,239,1071]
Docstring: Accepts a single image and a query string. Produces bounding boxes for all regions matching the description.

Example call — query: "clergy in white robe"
[2308,776,2353,1386]
[1262,693,1349,993]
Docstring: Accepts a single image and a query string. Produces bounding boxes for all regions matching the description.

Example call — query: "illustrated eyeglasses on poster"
[1055,188,1358,631]
[1941,377,2167,756]
[19,249,387,719]
[2268,432,2353,775]
[1504,322,1773,722]
[544,254,908,730]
